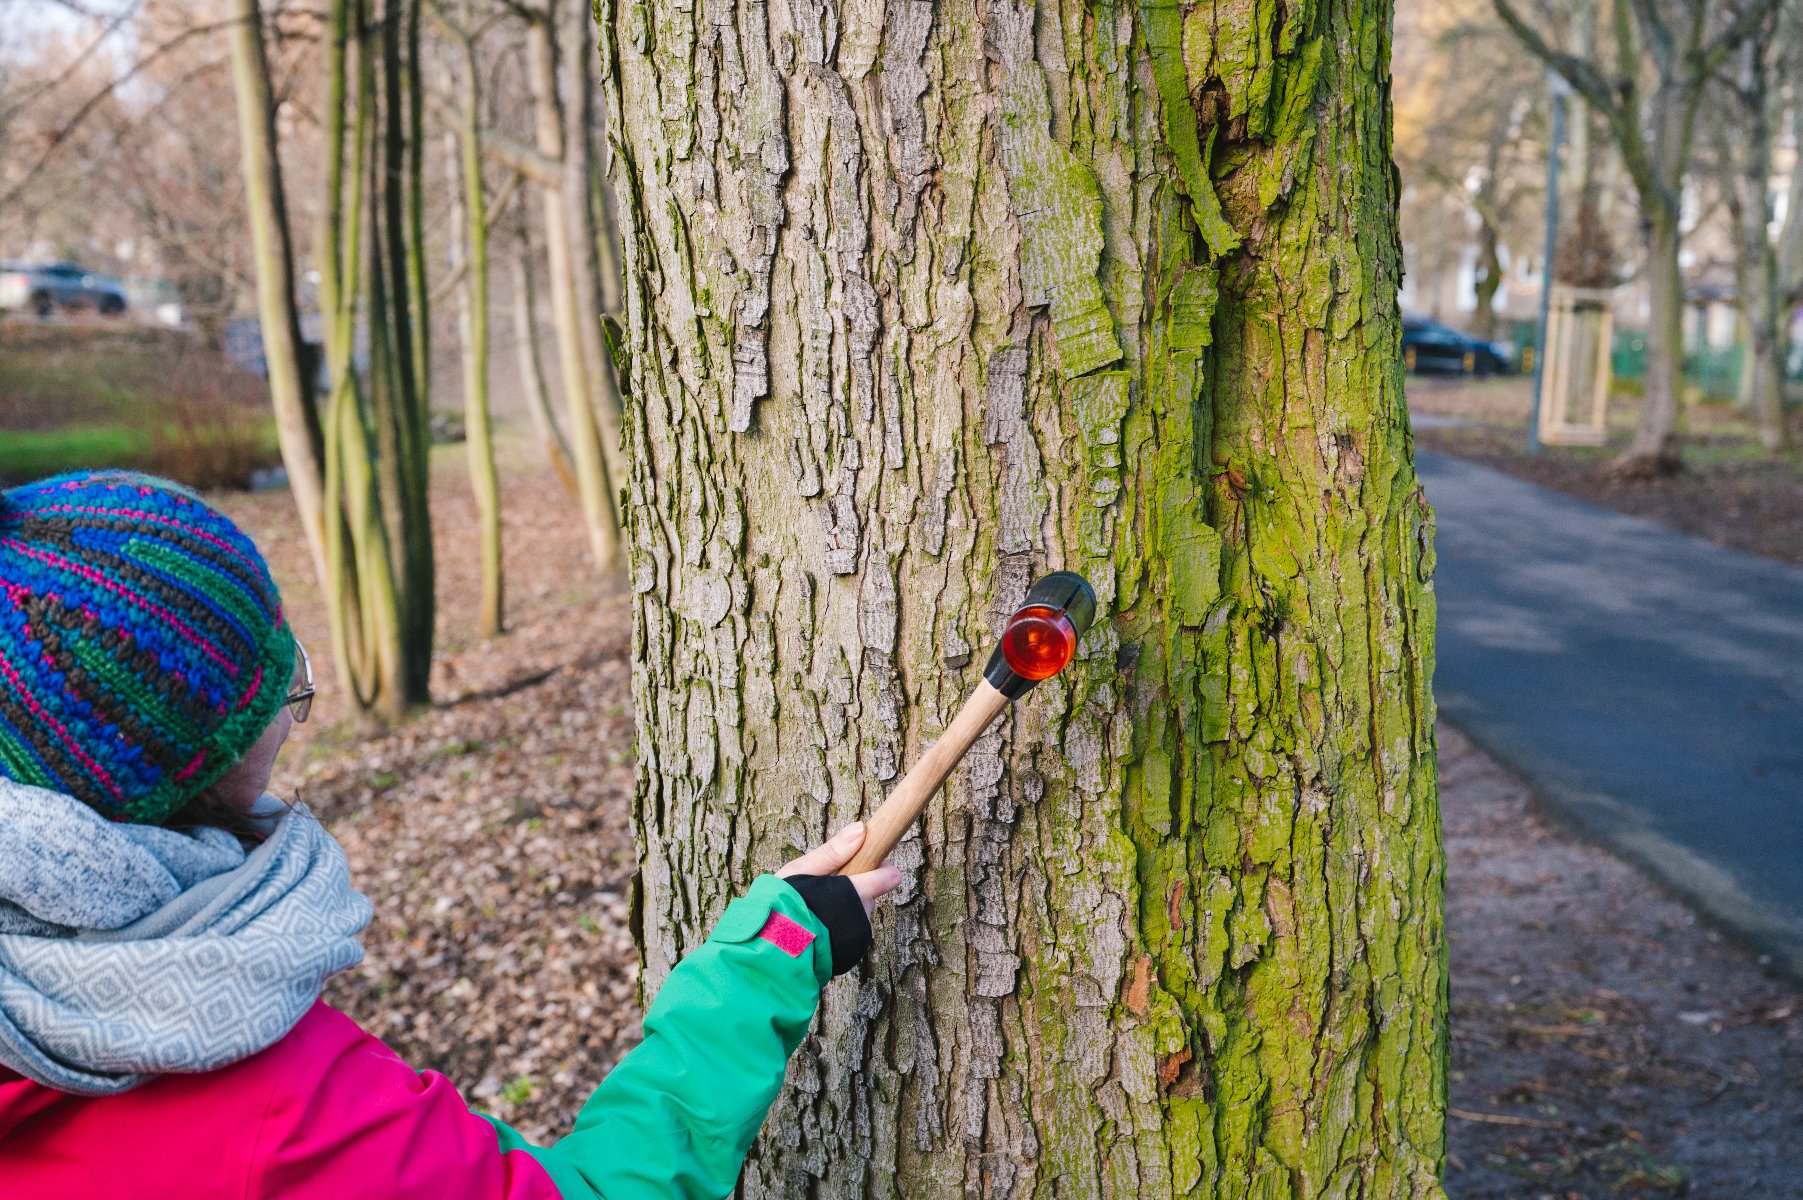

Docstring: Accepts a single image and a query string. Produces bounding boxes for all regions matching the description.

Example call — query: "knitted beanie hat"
[0,471,296,824]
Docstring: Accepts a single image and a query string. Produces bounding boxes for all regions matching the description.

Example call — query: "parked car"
[0,261,128,317]
[1401,314,1514,375]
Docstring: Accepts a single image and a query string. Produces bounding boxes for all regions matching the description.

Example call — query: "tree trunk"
[1615,203,1686,477]
[446,42,505,637]
[508,197,581,497]
[529,5,619,570]
[1776,94,1803,450]
[316,0,433,720]
[1731,37,1791,453]
[562,0,629,496]
[605,0,1445,1195]
[226,0,328,585]
[1568,0,1598,209]
[375,0,435,703]
[1473,222,1502,341]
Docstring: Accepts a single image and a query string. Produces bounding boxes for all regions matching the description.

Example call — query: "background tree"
[436,1,505,635]
[1495,0,1781,477]
[1394,0,1546,337]
[1716,9,1793,452]
[315,0,436,718]
[475,0,622,569]
[606,0,1444,1195]
[504,187,581,496]
[227,0,328,583]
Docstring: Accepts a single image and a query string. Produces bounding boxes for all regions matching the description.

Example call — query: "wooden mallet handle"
[838,571,1097,877]
[841,680,1010,875]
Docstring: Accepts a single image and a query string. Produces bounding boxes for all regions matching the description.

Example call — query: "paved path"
[1420,452,1803,977]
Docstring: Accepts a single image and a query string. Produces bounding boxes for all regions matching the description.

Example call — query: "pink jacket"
[0,875,836,1199]
[0,1002,562,1199]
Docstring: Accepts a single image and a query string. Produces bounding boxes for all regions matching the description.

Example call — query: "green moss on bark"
[605,0,1444,1193]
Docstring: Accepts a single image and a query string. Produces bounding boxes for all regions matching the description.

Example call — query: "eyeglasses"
[287,638,314,723]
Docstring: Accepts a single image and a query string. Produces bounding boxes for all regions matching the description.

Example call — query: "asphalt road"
[1420,451,1803,978]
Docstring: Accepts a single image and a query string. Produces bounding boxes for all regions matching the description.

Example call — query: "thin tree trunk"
[374,0,434,704]
[529,4,618,570]
[317,0,430,720]
[1776,92,1803,449]
[1473,222,1501,341]
[225,0,327,585]
[445,41,504,636]
[508,200,580,497]
[1568,0,1597,208]
[1731,37,1791,452]
[320,0,378,708]
[1471,111,1508,342]
[562,0,628,496]
[365,0,414,716]
[1617,203,1687,476]
[403,0,431,411]
[605,0,1444,1195]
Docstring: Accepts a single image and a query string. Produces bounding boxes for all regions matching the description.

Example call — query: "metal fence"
[1608,331,1760,401]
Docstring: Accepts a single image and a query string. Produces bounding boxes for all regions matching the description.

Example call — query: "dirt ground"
[1441,725,1803,1198]
[237,451,1803,1186]
[1408,376,1803,569]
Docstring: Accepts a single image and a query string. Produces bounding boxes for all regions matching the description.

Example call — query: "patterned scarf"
[0,778,371,1095]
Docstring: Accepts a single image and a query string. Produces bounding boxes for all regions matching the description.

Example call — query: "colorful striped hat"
[0,471,295,824]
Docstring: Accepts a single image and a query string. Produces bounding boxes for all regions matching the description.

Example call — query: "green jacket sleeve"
[483,874,833,1200]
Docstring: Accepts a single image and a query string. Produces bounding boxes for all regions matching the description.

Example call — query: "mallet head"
[983,571,1097,698]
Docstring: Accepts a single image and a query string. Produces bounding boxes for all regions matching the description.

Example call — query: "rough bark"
[605,0,1444,1196]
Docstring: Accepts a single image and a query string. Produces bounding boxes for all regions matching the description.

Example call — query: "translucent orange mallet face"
[982,571,1096,699]
[1000,605,1078,681]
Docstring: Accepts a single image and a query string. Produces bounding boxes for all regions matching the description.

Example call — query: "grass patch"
[0,425,148,481]
[0,320,281,489]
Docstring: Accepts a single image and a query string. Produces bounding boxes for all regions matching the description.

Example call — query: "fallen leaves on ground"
[1442,725,1803,1198]
[233,442,1802,1184]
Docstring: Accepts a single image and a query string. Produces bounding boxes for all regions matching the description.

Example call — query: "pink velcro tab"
[756,911,816,958]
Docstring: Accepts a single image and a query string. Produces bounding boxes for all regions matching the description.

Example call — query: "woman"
[0,469,899,1197]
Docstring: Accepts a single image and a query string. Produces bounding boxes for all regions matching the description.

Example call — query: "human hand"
[777,822,903,916]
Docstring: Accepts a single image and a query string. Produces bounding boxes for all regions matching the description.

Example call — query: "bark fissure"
[604,0,1444,1192]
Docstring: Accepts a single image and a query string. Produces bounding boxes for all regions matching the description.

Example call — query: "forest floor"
[235,446,1803,1192]
[1408,375,1803,568]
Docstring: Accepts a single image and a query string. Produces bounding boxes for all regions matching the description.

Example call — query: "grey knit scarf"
[0,778,371,1095]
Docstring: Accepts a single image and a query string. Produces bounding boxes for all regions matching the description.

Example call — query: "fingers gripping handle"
[839,680,1011,876]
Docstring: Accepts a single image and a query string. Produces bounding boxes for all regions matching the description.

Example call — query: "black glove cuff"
[781,875,871,977]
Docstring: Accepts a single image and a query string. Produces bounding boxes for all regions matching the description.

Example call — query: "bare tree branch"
[0,0,145,125]
[1627,0,1675,69]
[1697,0,1783,78]
[428,91,562,184]
[0,13,249,210]
[430,169,523,304]
[1490,0,1621,118]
